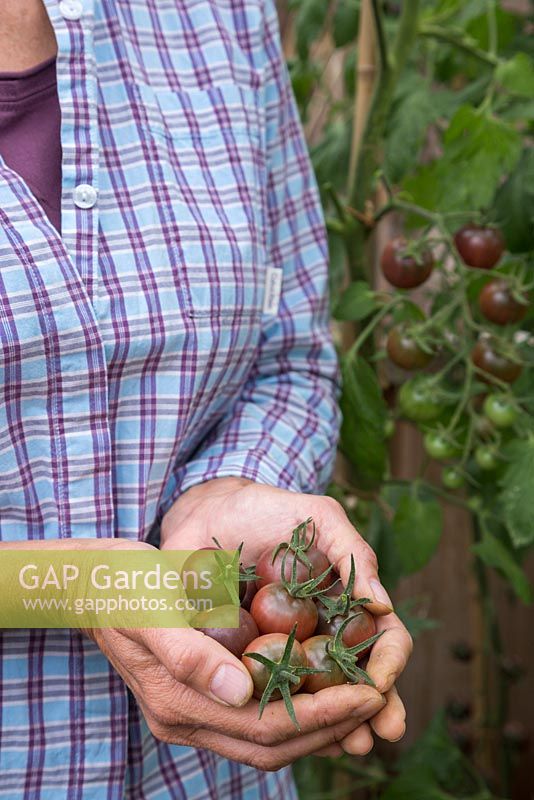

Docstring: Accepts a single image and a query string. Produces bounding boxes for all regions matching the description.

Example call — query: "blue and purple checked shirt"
[0,0,339,797]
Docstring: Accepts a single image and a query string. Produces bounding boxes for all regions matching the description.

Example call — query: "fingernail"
[210,664,251,707]
[370,579,393,610]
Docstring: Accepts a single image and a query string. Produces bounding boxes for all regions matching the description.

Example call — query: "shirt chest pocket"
[135,78,267,324]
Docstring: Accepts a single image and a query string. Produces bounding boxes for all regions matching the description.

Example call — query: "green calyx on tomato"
[325,614,384,685]
[399,376,442,422]
[256,517,332,591]
[242,624,326,729]
[483,394,518,428]
[441,466,464,490]
[474,445,500,471]
[424,430,460,461]
[386,325,433,370]
[315,555,370,623]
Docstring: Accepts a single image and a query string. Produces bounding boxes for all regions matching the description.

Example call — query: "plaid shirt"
[0,0,339,797]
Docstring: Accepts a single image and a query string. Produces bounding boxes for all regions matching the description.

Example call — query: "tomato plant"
[287,0,534,794]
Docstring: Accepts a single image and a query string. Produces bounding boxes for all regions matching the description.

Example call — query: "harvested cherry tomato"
[424,431,459,461]
[240,579,257,611]
[479,280,528,325]
[183,547,240,607]
[442,466,464,490]
[302,635,347,693]
[250,582,318,641]
[387,325,432,370]
[454,225,504,269]
[399,376,442,422]
[255,546,331,590]
[471,340,522,384]
[483,394,518,428]
[316,606,376,657]
[475,445,499,471]
[193,606,259,658]
[242,633,308,699]
[381,237,434,289]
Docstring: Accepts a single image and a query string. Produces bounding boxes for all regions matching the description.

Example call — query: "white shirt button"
[59,0,83,21]
[73,184,97,209]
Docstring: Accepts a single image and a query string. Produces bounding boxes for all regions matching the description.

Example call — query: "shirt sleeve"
[161,0,340,507]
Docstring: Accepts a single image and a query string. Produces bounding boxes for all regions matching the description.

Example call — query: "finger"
[313,501,393,615]
[182,715,372,772]
[340,722,374,756]
[365,614,413,693]
[160,681,386,746]
[314,744,345,757]
[127,627,254,708]
[370,685,406,742]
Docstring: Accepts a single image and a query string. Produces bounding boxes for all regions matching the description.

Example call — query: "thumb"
[132,626,254,708]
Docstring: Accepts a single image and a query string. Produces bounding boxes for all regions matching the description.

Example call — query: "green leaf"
[498,437,534,548]
[385,77,436,184]
[496,53,534,98]
[472,530,533,604]
[392,490,443,573]
[493,148,534,253]
[332,0,360,47]
[311,119,352,194]
[404,106,522,213]
[380,766,449,800]
[295,0,328,61]
[327,230,347,303]
[339,354,387,489]
[333,281,378,321]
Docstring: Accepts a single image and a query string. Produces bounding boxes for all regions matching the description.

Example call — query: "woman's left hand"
[161,477,412,757]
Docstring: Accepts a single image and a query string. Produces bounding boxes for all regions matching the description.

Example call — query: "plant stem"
[418,24,499,66]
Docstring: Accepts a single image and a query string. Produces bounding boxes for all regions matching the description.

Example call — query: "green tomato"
[442,466,464,490]
[475,446,499,471]
[424,431,459,461]
[483,394,518,429]
[399,377,442,423]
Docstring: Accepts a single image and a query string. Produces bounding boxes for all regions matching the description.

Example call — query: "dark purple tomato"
[302,635,347,693]
[255,546,332,590]
[242,634,307,699]
[316,606,377,657]
[454,225,504,269]
[380,237,434,289]
[387,326,432,370]
[193,606,259,658]
[240,579,257,611]
[471,340,522,384]
[479,280,528,325]
[250,583,318,642]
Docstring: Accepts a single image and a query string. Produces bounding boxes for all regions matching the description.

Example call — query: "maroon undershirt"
[0,56,62,232]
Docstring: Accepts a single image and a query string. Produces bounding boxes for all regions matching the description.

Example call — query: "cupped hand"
[160,478,413,754]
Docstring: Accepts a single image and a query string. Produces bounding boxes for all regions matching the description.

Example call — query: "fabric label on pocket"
[262,267,283,315]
